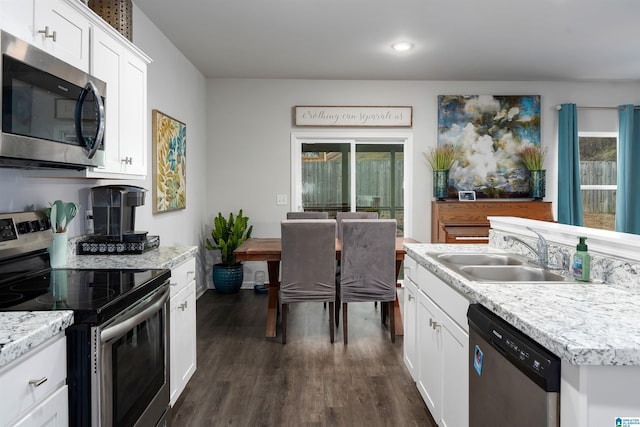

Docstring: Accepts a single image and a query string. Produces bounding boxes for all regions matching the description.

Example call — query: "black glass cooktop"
[0,264,170,324]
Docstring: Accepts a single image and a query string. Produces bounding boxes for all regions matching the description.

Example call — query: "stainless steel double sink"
[432,253,567,283]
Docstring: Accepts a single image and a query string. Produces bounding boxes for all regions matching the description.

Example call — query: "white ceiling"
[133,0,640,82]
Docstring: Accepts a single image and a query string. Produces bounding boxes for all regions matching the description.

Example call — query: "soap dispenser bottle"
[572,236,590,281]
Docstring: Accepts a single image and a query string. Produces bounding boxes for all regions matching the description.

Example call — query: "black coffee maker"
[92,185,147,242]
[78,185,160,254]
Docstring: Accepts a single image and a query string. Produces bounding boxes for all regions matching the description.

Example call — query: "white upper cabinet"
[89,24,149,177]
[0,0,90,71]
[33,0,90,71]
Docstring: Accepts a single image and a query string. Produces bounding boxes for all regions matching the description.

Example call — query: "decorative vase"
[49,232,68,268]
[433,170,449,201]
[529,169,546,200]
[212,263,244,294]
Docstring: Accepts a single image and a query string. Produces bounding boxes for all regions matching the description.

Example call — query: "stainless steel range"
[0,210,171,427]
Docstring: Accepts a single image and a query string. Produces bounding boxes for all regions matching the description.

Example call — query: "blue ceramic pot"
[212,263,244,294]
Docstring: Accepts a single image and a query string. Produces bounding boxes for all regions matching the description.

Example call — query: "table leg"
[394,260,404,337]
[266,260,280,338]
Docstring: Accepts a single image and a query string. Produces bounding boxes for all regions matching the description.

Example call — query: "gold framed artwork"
[152,109,186,213]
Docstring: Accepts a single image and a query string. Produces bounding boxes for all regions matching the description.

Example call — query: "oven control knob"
[30,220,41,232]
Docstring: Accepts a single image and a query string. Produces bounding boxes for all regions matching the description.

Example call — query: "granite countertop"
[0,311,74,369]
[64,245,198,270]
[405,242,640,366]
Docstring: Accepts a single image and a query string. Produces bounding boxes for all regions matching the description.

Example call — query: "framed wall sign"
[294,106,413,127]
[152,109,186,213]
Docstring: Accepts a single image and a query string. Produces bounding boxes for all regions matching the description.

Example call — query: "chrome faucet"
[503,227,548,268]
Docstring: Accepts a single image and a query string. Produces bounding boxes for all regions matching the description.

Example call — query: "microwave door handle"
[74,80,105,160]
[100,285,169,343]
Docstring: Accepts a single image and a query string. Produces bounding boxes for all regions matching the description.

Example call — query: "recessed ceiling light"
[391,42,414,52]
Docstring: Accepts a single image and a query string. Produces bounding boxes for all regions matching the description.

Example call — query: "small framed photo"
[458,190,476,201]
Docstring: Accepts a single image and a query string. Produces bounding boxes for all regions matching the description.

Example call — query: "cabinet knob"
[38,26,57,42]
[121,157,133,165]
[29,377,48,387]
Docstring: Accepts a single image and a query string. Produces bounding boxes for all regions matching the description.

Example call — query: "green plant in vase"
[424,144,458,200]
[205,210,253,293]
[517,145,548,200]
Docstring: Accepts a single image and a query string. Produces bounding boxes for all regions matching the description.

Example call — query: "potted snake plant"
[205,210,253,293]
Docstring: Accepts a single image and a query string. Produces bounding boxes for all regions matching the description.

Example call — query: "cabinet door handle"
[29,377,48,387]
[121,157,133,165]
[408,294,414,301]
[38,26,57,42]
[170,282,179,287]
[179,302,187,311]
[429,319,441,329]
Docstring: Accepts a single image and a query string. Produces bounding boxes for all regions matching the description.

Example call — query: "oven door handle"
[100,286,169,343]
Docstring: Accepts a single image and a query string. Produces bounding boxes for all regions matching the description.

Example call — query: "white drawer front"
[170,257,196,297]
[0,334,67,425]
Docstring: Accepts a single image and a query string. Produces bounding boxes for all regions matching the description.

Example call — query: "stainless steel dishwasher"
[467,304,560,427]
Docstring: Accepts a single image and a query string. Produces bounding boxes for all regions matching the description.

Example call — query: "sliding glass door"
[292,134,411,236]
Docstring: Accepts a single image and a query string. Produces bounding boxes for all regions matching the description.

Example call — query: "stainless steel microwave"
[1,30,106,170]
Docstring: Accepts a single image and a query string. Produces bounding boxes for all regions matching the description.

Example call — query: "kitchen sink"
[458,265,567,282]
[436,253,526,266]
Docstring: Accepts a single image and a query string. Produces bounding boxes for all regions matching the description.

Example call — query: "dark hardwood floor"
[171,290,436,427]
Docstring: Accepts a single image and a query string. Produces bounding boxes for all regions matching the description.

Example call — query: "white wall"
[206,79,640,246]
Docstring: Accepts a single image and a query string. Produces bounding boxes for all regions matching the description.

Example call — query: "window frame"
[578,130,618,230]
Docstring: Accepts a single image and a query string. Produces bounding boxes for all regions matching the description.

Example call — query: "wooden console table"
[431,201,554,243]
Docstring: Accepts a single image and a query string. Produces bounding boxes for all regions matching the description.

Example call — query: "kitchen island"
[405,217,640,427]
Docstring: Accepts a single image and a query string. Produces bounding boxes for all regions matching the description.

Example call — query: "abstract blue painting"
[437,95,541,198]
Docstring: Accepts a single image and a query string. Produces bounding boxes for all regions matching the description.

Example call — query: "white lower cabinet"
[13,385,69,427]
[406,258,469,427]
[0,334,68,427]
[169,257,197,406]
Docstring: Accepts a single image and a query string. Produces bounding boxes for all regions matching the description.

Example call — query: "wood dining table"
[234,237,417,338]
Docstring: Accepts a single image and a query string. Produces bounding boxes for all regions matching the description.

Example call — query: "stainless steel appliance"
[0,210,171,427]
[78,185,160,254]
[1,30,106,169]
[467,304,560,427]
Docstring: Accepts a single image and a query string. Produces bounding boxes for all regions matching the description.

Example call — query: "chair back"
[336,211,378,238]
[286,211,329,219]
[280,219,336,303]
[340,219,396,303]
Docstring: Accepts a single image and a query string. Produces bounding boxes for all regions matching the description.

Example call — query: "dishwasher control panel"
[468,304,561,392]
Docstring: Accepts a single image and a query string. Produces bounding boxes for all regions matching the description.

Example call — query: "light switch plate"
[276,194,287,205]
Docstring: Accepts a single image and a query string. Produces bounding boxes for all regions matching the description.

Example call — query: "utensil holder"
[50,232,68,268]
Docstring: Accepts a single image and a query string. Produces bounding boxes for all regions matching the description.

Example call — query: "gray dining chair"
[280,219,337,344]
[336,211,378,239]
[339,219,397,344]
[286,211,329,219]
[334,211,379,324]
